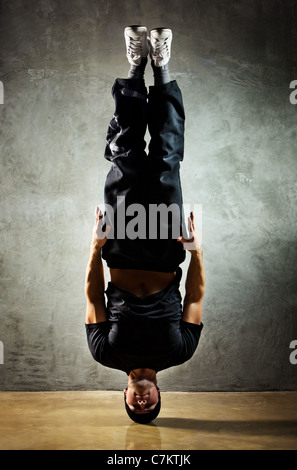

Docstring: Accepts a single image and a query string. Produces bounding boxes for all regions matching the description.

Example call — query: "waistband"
[105,266,182,303]
[112,78,180,99]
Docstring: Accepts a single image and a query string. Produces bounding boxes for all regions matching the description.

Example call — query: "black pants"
[101,78,186,272]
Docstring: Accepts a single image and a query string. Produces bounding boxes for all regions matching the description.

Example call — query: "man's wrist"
[190,245,202,255]
[90,239,103,254]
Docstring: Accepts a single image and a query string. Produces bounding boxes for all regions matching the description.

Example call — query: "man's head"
[124,378,161,424]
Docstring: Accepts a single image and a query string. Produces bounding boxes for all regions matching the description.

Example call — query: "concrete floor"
[0,391,297,450]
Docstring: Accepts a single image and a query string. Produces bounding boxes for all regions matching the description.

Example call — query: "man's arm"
[178,212,205,325]
[85,242,106,324]
[85,207,111,324]
[182,248,205,325]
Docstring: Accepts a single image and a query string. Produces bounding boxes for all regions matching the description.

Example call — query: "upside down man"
[85,26,205,424]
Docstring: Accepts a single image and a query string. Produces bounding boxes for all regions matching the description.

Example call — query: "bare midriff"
[109,268,176,297]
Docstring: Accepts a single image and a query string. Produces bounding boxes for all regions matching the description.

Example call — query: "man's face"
[125,379,159,414]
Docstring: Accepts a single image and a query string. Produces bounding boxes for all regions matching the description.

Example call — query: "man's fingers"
[177,234,194,244]
[95,206,99,221]
[186,212,195,237]
[95,206,104,223]
[96,224,112,241]
[190,211,195,230]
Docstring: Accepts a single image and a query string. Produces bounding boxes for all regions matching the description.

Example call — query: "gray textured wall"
[0,0,297,392]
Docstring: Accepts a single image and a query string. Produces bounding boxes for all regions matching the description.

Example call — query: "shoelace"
[151,38,169,59]
[127,35,142,58]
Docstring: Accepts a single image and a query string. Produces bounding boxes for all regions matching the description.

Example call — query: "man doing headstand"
[85,26,205,424]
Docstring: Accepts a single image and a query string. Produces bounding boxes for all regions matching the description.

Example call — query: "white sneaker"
[124,26,149,66]
[149,28,172,67]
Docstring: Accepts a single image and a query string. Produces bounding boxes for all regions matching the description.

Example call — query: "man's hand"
[177,211,202,253]
[92,206,111,248]
[180,212,205,325]
[85,206,109,324]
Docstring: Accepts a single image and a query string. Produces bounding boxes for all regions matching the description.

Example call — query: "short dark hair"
[124,390,161,424]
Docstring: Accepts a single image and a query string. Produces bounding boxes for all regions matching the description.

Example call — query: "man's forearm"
[184,249,205,303]
[85,241,105,302]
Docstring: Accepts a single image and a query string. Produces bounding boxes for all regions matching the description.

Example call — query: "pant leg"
[148,80,185,173]
[102,78,151,269]
[143,81,186,269]
[102,79,186,272]
[104,78,148,173]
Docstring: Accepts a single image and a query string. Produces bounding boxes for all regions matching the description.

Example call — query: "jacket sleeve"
[85,321,110,363]
[179,320,203,361]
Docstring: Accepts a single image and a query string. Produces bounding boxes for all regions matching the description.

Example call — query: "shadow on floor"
[154,417,297,436]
